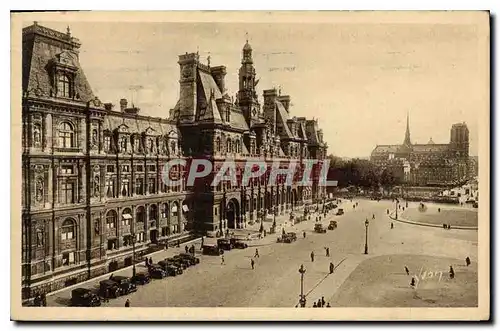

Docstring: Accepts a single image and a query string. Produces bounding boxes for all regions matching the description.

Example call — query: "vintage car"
[314,224,327,233]
[217,238,233,251]
[131,271,151,285]
[149,265,169,279]
[98,279,121,299]
[336,208,344,216]
[202,244,223,256]
[71,288,101,307]
[229,238,248,249]
[277,232,297,243]
[328,220,338,230]
[109,275,138,295]
[157,261,183,276]
[178,253,200,264]
[165,257,189,270]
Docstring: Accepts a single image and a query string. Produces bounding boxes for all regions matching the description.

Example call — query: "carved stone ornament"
[91,97,102,107]
[35,177,44,202]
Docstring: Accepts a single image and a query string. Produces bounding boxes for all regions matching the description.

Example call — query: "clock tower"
[238,38,261,126]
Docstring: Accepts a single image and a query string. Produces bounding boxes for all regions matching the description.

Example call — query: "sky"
[24,20,483,157]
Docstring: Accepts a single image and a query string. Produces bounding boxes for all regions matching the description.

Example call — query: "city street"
[47,198,478,307]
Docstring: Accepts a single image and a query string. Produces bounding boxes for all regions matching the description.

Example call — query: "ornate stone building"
[21,23,327,298]
[370,114,470,186]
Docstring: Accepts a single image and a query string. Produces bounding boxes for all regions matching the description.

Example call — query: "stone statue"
[93,176,100,197]
[36,177,43,202]
[91,129,98,147]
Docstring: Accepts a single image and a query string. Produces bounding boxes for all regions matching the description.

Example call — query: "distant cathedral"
[370,114,470,186]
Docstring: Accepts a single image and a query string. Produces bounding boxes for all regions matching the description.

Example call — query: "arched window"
[215,137,221,152]
[106,210,117,230]
[57,74,71,98]
[122,208,132,226]
[136,206,145,223]
[61,218,75,240]
[161,203,169,218]
[58,122,74,148]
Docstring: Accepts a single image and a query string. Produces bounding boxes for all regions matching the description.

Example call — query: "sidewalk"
[389,210,478,230]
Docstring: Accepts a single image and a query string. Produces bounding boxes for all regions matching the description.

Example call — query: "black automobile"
[71,288,101,307]
[149,265,168,279]
[178,253,200,264]
[166,257,189,269]
[202,244,223,256]
[99,279,121,299]
[109,275,138,295]
[173,255,193,267]
[229,238,248,249]
[131,271,151,285]
[217,238,233,250]
[158,260,183,275]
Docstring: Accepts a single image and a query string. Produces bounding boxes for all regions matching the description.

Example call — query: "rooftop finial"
[196,45,199,55]
[66,25,71,37]
[207,53,211,67]
[245,31,249,43]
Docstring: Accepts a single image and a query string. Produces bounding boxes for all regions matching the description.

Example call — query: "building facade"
[21,23,327,298]
[370,114,470,187]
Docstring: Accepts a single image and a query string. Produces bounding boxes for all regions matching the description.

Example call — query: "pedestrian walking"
[145,257,149,267]
[254,249,259,258]
[310,251,315,262]
[221,255,225,265]
[317,299,322,307]
[149,257,152,266]
[329,262,334,274]
[372,214,375,219]
[251,258,255,270]
[321,296,325,307]
[410,277,416,287]
[449,265,455,279]
[165,242,169,250]
[185,245,189,254]
[125,299,130,307]
[326,302,331,307]
[466,256,471,266]
[404,266,410,275]
[303,231,306,239]
[313,302,317,308]
[391,222,394,229]
[325,247,330,257]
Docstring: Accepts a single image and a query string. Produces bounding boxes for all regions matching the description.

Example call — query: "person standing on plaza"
[144,257,149,268]
[326,302,331,307]
[303,231,306,239]
[466,256,471,266]
[149,257,152,266]
[251,258,255,270]
[125,299,130,307]
[310,251,315,262]
[391,222,394,229]
[185,245,189,254]
[254,249,259,258]
[201,236,204,248]
[313,302,317,308]
[317,299,322,307]
[321,296,325,307]
[405,266,410,275]
[325,247,330,257]
[221,254,225,265]
[329,262,334,274]
[449,265,455,279]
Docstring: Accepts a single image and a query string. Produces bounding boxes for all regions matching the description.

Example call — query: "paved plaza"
[46,199,478,308]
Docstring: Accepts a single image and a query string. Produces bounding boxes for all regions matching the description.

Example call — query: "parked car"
[314,224,327,233]
[109,275,138,295]
[165,257,189,269]
[202,244,223,256]
[328,220,338,230]
[217,238,233,250]
[229,238,248,249]
[149,265,168,279]
[71,288,101,307]
[336,208,344,216]
[99,279,121,299]
[131,271,151,285]
[178,253,200,264]
[173,254,194,267]
[157,261,183,276]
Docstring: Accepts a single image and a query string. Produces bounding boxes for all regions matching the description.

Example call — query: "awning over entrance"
[182,205,189,212]
[122,214,133,220]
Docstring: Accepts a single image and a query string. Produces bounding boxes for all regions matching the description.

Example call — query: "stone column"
[78,163,85,203]
[144,204,150,242]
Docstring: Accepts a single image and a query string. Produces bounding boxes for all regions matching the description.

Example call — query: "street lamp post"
[132,235,137,277]
[364,219,369,255]
[298,264,306,307]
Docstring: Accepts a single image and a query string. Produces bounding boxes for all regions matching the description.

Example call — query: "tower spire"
[403,111,411,146]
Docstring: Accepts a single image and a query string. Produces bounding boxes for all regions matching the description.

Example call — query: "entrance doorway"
[150,229,158,244]
[226,198,240,229]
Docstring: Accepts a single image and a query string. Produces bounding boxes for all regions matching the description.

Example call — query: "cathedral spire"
[403,112,411,146]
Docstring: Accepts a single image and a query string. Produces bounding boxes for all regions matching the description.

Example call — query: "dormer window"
[57,73,72,98]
